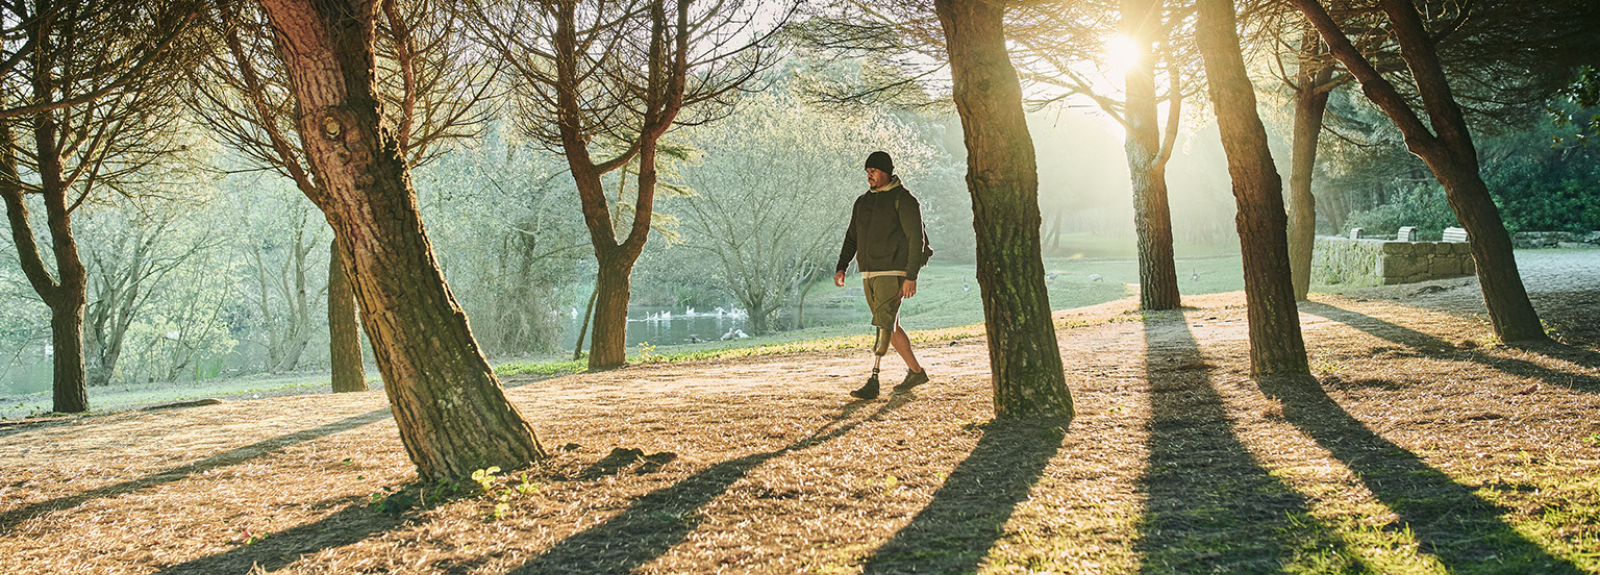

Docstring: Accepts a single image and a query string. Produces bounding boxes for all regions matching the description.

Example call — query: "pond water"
[557,304,869,350]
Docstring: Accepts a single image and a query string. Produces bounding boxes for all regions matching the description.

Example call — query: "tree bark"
[1194,0,1309,375]
[48,298,88,411]
[747,303,771,336]
[573,283,598,361]
[1122,0,1181,310]
[934,0,1073,419]
[328,238,366,392]
[587,254,634,367]
[1287,39,1334,301]
[1288,0,1544,342]
[260,0,544,480]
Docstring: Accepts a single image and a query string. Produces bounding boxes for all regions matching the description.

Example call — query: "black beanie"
[864,151,894,175]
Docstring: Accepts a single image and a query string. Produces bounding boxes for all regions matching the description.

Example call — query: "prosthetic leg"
[851,325,893,400]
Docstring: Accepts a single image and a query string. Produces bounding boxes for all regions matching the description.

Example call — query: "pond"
[556,304,869,350]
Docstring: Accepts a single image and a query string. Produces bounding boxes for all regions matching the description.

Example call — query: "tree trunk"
[1194,0,1308,375]
[1287,30,1334,301]
[795,270,817,329]
[573,283,598,361]
[1433,160,1542,340]
[587,254,633,368]
[748,302,771,336]
[49,299,88,412]
[1122,0,1181,310]
[328,238,366,392]
[260,0,544,481]
[1289,0,1544,342]
[277,231,314,371]
[934,0,1073,419]
[1,109,91,412]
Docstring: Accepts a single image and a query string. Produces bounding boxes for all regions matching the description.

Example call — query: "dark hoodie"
[835,177,932,280]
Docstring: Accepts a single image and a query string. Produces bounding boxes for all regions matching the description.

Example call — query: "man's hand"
[834,270,846,287]
[901,279,917,299]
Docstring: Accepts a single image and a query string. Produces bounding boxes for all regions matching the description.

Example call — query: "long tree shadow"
[508,396,908,575]
[1136,311,1344,574]
[0,407,392,533]
[153,493,409,574]
[1303,302,1600,392]
[1256,374,1585,573]
[859,415,1067,574]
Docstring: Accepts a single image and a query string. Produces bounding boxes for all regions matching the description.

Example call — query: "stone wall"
[1312,237,1476,286]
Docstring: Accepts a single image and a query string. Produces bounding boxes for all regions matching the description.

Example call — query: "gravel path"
[1509,249,1600,293]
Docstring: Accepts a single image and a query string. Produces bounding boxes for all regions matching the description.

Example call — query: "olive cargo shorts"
[862,276,904,330]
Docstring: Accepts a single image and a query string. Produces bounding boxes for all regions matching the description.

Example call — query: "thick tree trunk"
[934,0,1073,419]
[588,255,633,368]
[1194,0,1308,375]
[261,0,544,481]
[1287,28,1334,301]
[1433,161,1542,340]
[328,238,366,392]
[1122,0,1181,310]
[748,303,771,336]
[1289,0,1544,342]
[1382,0,1541,342]
[49,299,88,412]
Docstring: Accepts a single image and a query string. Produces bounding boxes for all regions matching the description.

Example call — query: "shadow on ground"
[1257,373,1583,573]
[860,416,1067,574]
[1135,311,1353,574]
[0,408,392,534]
[153,494,407,575]
[504,397,909,575]
[1303,302,1600,393]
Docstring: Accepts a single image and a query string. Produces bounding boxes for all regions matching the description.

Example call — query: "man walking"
[835,151,931,400]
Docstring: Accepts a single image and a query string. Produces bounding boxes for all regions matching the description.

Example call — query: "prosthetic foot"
[850,326,893,400]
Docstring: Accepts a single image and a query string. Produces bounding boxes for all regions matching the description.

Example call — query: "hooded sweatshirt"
[835,175,931,281]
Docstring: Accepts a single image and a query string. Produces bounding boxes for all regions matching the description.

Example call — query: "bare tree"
[468,0,792,369]
[242,201,322,373]
[82,203,223,387]
[256,0,544,481]
[1194,0,1308,375]
[0,1,206,412]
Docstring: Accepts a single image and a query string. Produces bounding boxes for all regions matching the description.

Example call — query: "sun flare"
[1106,34,1141,74]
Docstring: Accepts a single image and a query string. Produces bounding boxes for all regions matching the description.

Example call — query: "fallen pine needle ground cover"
[2,288,1598,574]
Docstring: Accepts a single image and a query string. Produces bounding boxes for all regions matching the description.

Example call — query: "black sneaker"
[893,369,929,393]
[850,377,880,400]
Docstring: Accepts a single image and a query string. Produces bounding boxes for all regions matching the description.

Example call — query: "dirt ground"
[2,277,1598,574]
